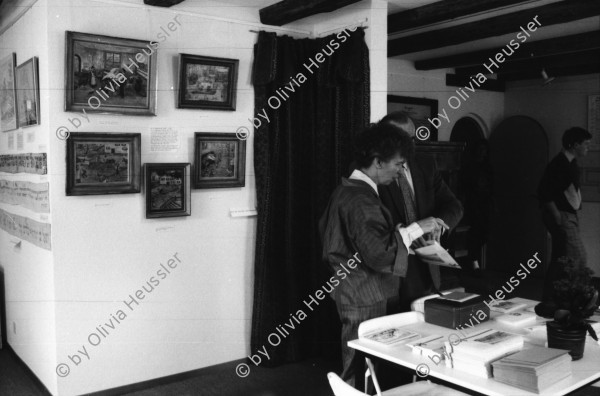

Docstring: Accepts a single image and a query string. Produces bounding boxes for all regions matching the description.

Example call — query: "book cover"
[413,241,461,268]
[362,328,419,345]
[488,299,528,313]
[440,291,480,303]
[452,330,523,361]
[495,311,537,327]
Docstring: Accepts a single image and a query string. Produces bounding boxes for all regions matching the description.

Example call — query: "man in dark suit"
[379,112,464,311]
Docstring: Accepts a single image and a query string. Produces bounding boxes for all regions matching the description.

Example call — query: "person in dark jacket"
[538,127,591,299]
[319,122,446,387]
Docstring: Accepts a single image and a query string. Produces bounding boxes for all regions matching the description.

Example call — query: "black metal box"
[424,295,490,329]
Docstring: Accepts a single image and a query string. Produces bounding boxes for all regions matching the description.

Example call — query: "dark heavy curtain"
[251,28,370,365]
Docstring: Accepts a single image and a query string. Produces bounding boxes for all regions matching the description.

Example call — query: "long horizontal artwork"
[0,208,51,250]
[0,153,47,174]
[0,180,49,213]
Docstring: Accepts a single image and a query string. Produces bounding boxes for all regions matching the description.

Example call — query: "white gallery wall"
[0,0,388,395]
[387,58,505,140]
[0,1,58,394]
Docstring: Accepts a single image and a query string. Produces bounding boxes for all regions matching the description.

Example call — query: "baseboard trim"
[5,343,52,396]
[85,358,247,396]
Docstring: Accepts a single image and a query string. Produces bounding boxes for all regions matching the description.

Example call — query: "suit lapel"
[388,180,407,224]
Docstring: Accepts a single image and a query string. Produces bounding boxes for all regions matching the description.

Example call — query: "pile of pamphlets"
[450,329,524,378]
[492,346,572,393]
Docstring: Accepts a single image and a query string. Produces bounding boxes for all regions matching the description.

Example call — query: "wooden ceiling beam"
[415,31,600,70]
[389,0,600,56]
[143,0,185,6]
[454,49,600,76]
[259,0,361,26]
[389,0,530,34]
[446,73,505,92]
[501,62,600,81]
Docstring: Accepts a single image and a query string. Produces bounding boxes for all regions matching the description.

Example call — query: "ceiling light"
[541,68,555,85]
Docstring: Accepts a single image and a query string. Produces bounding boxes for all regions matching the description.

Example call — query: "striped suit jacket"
[319,178,409,306]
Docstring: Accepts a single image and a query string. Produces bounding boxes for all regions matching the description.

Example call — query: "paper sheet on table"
[414,241,461,268]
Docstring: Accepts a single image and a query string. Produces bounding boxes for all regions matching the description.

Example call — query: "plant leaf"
[587,323,598,341]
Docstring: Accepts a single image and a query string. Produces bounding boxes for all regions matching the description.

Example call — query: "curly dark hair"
[562,127,591,149]
[353,122,414,169]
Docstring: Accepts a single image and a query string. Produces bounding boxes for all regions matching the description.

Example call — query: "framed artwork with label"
[65,31,157,115]
[145,163,191,218]
[193,132,245,188]
[66,132,141,196]
[16,57,40,128]
[178,54,238,111]
[0,53,18,132]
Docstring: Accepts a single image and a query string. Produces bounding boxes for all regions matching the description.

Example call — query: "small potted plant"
[546,257,599,360]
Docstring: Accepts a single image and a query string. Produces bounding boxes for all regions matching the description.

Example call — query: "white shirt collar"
[349,169,378,195]
[563,150,575,162]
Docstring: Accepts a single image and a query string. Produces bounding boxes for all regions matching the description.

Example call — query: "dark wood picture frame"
[66,132,141,196]
[178,54,238,111]
[0,52,18,132]
[145,163,191,218]
[194,132,245,188]
[15,57,40,128]
[65,31,158,115]
[388,95,439,141]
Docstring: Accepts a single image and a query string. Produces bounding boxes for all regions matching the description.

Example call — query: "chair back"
[327,372,366,396]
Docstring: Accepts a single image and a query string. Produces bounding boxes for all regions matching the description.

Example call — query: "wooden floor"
[2,271,600,395]
[0,345,341,396]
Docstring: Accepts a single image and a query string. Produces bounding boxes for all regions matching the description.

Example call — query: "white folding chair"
[357,312,423,392]
[327,372,469,396]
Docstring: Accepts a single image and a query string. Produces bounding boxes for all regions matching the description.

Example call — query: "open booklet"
[413,240,461,268]
[362,328,420,345]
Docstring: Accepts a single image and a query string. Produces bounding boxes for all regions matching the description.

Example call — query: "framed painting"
[178,54,238,110]
[15,57,40,128]
[194,132,245,188]
[66,132,141,196]
[145,163,191,218]
[388,95,439,141]
[65,31,157,115]
[0,53,18,132]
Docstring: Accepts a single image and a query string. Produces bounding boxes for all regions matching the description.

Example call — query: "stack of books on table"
[491,346,572,393]
[449,329,524,378]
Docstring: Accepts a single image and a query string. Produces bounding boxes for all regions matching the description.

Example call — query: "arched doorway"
[450,116,490,268]
[450,115,486,143]
[487,116,549,278]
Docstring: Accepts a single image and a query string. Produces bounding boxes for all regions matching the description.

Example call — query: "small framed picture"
[0,53,18,132]
[65,31,158,115]
[16,57,40,128]
[145,163,191,218]
[178,54,238,111]
[388,95,439,141]
[66,132,141,196]
[194,132,245,188]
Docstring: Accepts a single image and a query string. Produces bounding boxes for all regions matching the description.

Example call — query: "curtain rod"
[250,18,369,38]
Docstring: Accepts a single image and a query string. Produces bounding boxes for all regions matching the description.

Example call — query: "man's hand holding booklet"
[411,237,461,269]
